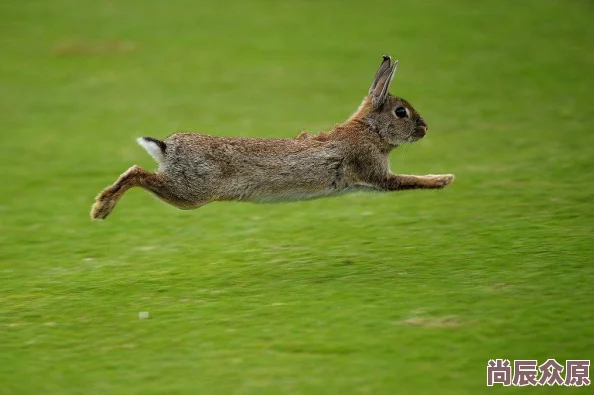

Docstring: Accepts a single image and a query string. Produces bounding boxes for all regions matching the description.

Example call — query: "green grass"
[1,0,593,393]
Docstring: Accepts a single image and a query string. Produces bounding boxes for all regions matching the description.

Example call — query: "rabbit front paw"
[427,174,455,188]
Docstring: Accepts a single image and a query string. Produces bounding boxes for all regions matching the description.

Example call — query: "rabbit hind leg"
[91,165,204,220]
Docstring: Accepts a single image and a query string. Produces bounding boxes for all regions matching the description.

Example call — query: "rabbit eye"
[394,107,408,118]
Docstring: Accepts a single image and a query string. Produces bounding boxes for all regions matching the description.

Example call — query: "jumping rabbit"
[91,55,454,220]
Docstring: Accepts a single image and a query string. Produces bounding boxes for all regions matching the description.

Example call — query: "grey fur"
[90,55,454,220]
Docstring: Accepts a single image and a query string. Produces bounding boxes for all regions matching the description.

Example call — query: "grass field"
[1,0,593,393]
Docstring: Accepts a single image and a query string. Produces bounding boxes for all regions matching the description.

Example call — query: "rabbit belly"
[246,183,381,203]
[216,159,350,203]
[248,187,346,203]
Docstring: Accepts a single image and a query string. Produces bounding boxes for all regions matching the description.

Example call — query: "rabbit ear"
[370,56,398,109]
[369,55,391,94]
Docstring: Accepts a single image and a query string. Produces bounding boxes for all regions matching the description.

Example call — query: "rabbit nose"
[418,118,428,132]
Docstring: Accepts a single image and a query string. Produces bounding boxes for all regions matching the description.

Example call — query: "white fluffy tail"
[137,137,166,164]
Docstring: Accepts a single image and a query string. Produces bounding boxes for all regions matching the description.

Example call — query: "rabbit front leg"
[381,173,455,190]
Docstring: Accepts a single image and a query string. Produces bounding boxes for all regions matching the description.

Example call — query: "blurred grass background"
[1,0,593,393]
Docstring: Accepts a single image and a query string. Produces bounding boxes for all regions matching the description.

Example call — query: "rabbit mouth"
[407,127,427,142]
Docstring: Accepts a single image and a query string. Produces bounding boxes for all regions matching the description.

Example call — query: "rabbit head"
[352,55,428,147]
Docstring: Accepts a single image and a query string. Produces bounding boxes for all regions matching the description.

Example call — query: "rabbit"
[91,55,454,220]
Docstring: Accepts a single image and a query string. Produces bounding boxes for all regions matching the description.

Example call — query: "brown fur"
[91,56,454,220]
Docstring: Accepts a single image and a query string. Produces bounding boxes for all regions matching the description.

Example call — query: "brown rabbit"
[91,55,454,220]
